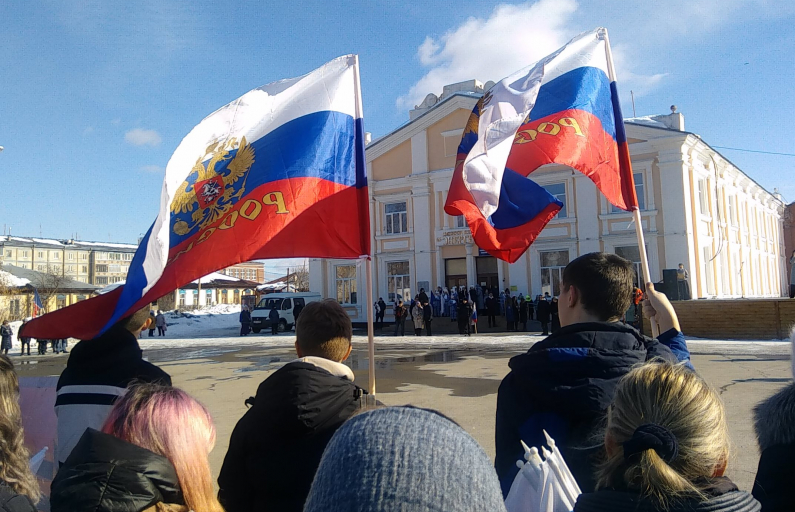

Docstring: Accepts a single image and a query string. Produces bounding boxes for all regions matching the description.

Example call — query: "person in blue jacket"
[494,252,691,497]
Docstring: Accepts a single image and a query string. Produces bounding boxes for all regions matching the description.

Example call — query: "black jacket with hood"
[55,325,172,466]
[495,321,679,496]
[751,330,795,512]
[217,358,365,512]
[50,428,184,512]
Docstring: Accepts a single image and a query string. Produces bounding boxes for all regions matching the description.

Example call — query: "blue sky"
[1,0,793,277]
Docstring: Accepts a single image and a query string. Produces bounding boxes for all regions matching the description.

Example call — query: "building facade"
[0,236,265,288]
[218,262,265,283]
[310,80,787,321]
[0,237,136,285]
[1,264,100,320]
[173,273,259,308]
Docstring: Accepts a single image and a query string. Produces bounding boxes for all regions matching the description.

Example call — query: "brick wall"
[643,299,795,340]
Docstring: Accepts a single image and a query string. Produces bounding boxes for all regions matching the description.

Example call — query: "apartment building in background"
[218,262,265,283]
[310,79,787,321]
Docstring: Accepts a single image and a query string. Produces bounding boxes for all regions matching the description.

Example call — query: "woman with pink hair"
[51,383,224,512]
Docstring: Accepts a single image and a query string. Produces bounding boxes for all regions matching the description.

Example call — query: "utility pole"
[197,276,202,307]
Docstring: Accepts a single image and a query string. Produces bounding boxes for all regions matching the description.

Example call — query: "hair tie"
[622,423,678,463]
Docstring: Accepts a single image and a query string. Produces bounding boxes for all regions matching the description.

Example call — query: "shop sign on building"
[436,230,473,246]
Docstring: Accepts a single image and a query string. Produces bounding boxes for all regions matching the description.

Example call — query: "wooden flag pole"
[600,28,659,338]
[364,257,376,398]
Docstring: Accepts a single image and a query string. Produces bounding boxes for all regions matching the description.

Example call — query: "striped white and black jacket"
[55,325,171,466]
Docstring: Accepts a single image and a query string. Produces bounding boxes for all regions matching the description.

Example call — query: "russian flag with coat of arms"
[445,28,638,263]
[22,55,369,340]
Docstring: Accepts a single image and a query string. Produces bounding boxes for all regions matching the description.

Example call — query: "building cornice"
[366,94,479,161]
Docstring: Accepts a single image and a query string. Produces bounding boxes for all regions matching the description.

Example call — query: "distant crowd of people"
[0,251,792,511]
[374,285,572,337]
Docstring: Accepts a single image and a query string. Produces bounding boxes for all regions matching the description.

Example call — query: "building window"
[56,295,66,309]
[68,253,75,260]
[455,215,467,228]
[611,172,645,212]
[385,202,408,234]
[179,290,186,307]
[703,246,715,296]
[542,183,567,218]
[81,265,88,273]
[615,246,645,288]
[96,277,108,285]
[96,264,108,273]
[387,261,411,303]
[66,265,75,273]
[233,290,240,303]
[52,252,60,260]
[21,251,28,257]
[37,264,47,271]
[37,251,44,259]
[9,300,21,317]
[728,196,738,226]
[540,250,570,297]
[698,179,709,215]
[81,253,88,260]
[335,265,357,304]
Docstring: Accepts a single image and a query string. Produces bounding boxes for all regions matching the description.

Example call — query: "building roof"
[0,236,137,252]
[0,264,100,292]
[180,272,259,290]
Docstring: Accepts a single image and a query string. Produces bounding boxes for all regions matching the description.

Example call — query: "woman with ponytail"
[51,383,224,512]
[0,356,40,512]
[574,362,759,512]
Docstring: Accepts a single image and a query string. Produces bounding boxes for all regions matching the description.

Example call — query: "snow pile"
[0,270,30,288]
[193,272,239,283]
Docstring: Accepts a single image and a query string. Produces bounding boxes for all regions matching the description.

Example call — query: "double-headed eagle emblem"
[171,137,255,236]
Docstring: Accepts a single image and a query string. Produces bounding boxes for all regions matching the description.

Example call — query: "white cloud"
[140,165,163,173]
[397,0,579,110]
[125,128,162,147]
[397,0,677,110]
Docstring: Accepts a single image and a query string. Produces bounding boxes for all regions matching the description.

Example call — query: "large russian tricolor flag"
[22,55,369,340]
[445,28,638,263]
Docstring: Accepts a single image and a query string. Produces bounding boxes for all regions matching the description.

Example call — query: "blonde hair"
[102,383,223,512]
[0,356,40,503]
[596,362,729,505]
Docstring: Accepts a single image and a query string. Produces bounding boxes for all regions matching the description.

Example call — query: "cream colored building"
[310,80,786,321]
[219,262,266,283]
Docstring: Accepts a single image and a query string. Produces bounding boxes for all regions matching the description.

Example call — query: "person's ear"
[342,343,352,362]
[294,340,303,358]
[143,318,153,330]
[566,285,578,308]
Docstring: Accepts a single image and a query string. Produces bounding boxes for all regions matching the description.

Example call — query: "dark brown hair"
[296,300,352,361]
[120,306,153,333]
[561,252,634,321]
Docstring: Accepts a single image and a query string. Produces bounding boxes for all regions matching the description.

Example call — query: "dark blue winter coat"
[495,322,690,496]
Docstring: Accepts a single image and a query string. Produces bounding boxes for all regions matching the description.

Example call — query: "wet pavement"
[15,340,792,492]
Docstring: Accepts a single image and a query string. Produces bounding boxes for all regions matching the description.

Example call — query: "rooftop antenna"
[630,90,636,117]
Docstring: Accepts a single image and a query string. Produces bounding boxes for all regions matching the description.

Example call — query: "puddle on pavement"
[11,341,521,398]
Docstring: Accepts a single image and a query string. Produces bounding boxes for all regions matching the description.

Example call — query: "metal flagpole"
[599,28,659,338]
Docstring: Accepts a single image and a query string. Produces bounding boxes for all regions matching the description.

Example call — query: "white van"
[250,292,322,333]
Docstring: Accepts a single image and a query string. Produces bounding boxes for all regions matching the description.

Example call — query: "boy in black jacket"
[495,252,690,496]
[55,306,172,466]
[218,299,365,512]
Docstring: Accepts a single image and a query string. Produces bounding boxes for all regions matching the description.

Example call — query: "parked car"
[250,292,321,333]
